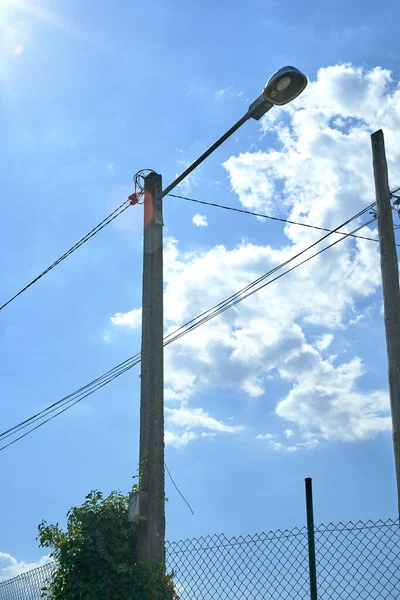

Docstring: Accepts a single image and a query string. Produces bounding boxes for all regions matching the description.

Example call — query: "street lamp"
[162,65,308,196]
[135,65,308,567]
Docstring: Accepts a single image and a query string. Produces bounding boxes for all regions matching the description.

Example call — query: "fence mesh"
[0,563,55,600]
[0,518,398,599]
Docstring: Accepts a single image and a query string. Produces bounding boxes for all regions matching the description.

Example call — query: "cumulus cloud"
[158,235,382,439]
[0,552,51,582]
[164,405,241,447]
[192,214,208,227]
[165,431,197,448]
[166,403,243,433]
[110,64,398,446]
[276,354,391,441]
[110,308,141,329]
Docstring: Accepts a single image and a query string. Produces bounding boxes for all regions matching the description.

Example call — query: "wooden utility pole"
[371,129,400,515]
[137,171,165,565]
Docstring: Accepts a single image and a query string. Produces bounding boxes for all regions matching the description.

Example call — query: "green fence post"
[305,478,318,600]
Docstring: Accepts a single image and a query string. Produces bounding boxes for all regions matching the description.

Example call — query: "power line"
[161,203,375,347]
[0,198,133,313]
[0,206,374,450]
[0,188,384,316]
[0,205,375,452]
[168,193,389,246]
[165,461,194,515]
[0,354,141,449]
[167,216,376,348]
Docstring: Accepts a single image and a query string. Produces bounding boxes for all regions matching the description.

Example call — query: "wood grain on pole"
[372,129,400,515]
[137,172,165,565]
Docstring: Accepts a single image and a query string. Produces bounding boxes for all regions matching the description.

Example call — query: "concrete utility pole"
[131,67,309,564]
[137,172,165,565]
[371,129,400,515]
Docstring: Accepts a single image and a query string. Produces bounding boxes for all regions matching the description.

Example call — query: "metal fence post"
[305,477,318,600]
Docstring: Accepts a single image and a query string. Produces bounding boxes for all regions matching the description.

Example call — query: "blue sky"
[1,0,400,579]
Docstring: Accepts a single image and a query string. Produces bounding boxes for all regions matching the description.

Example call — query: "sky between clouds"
[2,0,400,577]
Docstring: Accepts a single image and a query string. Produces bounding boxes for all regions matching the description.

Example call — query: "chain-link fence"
[0,563,55,600]
[0,518,399,599]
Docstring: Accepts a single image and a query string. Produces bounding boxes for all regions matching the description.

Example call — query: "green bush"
[38,490,179,600]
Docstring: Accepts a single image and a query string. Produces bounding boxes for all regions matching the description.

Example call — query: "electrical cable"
[0,206,374,449]
[168,193,387,246]
[165,217,376,348]
[0,199,132,312]
[0,205,376,452]
[165,461,195,515]
[0,357,141,448]
[0,183,384,315]
[161,203,376,347]
[0,169,158,313]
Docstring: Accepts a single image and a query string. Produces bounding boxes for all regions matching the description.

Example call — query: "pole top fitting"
[129,193,139,206]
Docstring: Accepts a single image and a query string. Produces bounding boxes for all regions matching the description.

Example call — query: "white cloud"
[215,86,233,101]
[276,354,391,441]
[256,433,276,440]
[110,308,141,329]
[192,214,208,227]
[284,429,294,438]
[300,438,320,449]
[106,162,115,172]
[316,334,334,352]
[166,403,243,433]
[0,552,51,582]
[214,86,246,102]
[257,435,320,453]
[348,313,366,326]
[271,441,298,453]
[164,404,242,448]
[165,430,197,448]
[109,64,399,446]
[225,65,400,224]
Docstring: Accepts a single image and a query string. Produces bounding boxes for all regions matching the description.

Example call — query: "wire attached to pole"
[0,199,132,312]
[0,205,376,452]
[165,461,195,515]
[168,193,388,246]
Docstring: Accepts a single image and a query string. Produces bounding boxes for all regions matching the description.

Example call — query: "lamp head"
[262,66,307,106]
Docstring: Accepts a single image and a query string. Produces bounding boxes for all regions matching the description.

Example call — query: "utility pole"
[371,129,400,515]
[136,171,165,565]
[129,66,309,563]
